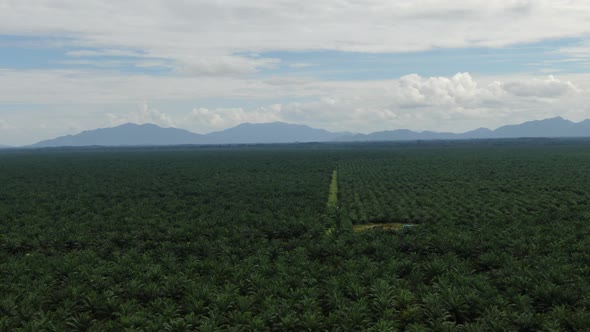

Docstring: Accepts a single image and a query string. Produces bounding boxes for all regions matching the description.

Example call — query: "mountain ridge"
[26,117,590,147]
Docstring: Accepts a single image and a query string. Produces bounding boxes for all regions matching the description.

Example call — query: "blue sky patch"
[1,34,587,79]
[256,37,589,79]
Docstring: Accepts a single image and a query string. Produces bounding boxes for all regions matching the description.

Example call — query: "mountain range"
[26,116,590,147]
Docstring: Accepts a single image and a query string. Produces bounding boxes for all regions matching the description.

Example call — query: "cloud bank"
[181,73,585,133]
[3,1,590,144]
[1,70,588,144]
[3,1,590,75]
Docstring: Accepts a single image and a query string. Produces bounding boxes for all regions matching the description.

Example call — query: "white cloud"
[3,69,590,144]
[57,59,133,68]
[0,118,11,130]
[289,63,314,68]
[0,69,295,103]
[188,106,282,132]
[175,56,280,76]
[5,1,590,144]
[107,102,176,127]
[3,1,590,76]
[65,49,146,58]
[178,72,590,134]
[395,72,487,107]
[0,68,585,108]
[537,68,563,73]
[558,41,590,59]
[502,75,580,97]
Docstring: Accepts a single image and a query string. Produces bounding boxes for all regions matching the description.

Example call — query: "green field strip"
[352,223,417,232]
[325,170,339,235]
[326,170,338,209]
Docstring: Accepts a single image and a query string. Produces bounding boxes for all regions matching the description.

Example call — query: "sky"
[3,1,590,145]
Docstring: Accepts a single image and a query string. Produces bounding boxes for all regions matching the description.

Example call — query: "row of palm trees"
[2,143,590,330]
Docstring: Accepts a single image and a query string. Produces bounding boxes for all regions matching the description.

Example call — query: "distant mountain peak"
[24,116,590,148]
[116,122,165,128]
[202,121,338,144]
[29,121,342,147]
[538,116,569,122]
[30,122,200,148]
[469,127,493,132]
